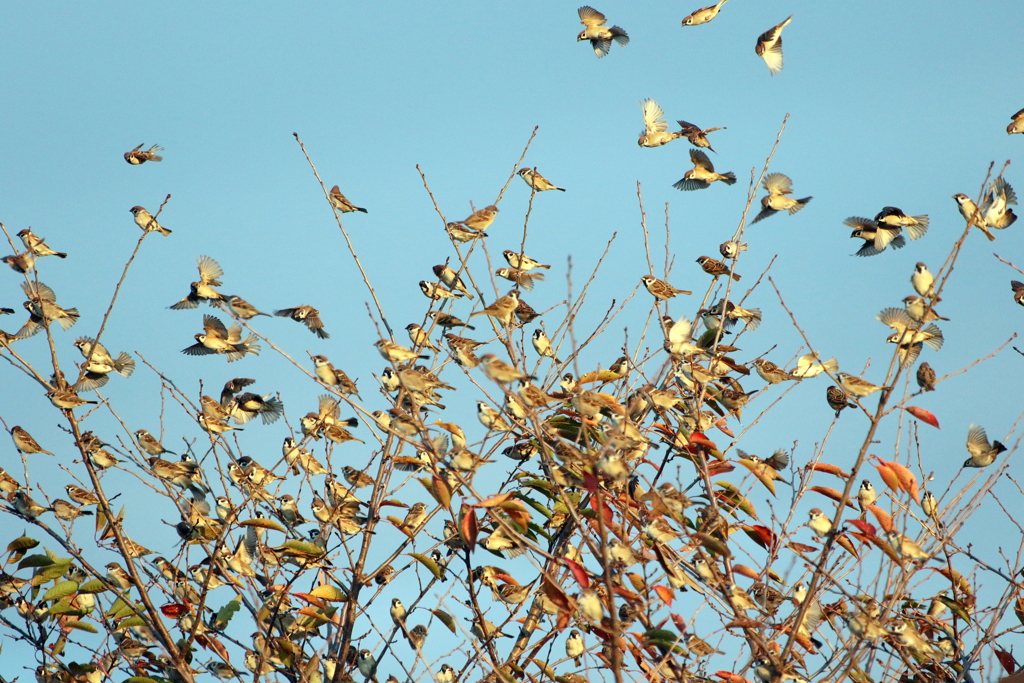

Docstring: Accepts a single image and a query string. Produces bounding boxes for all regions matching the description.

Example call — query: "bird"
[964,424,1006,468]
[11,426,55,456]
[17,228,66,258]
[407,625,429,648]
[911,262,939,300]
[169,255,225,310]
[502,250,550,271]
[477,401,513,432]
[1,252,36,274]
[480,354,535,384]
[857,480,877,511]
[750,173,812,223]
[981,177,1018,231]
[73,337,135,387]
[751,359,797,384]
[64,485,99,507]
[638,99,684,148]
[682,0,729,26]
[277,495,306,527]
[518,167,565,192]
[224,295,269,319]
[1012,280,1024,307]
[406,323,441,352]
[676,120,726,153]
[129,206,171,236]
[432,264,474,298]
[429,311,475,330]
[903,295,948,323]
[836,372,889,398]
[806,508,833,539]
[461,205,499,232]
[446,221,486,243]
[755,15,793,75]
[641,275,692,300]
[686,634,723,657]
[419,280,463,300]
[496,267,544,291]
[400,502,428,532]
[12,490,51,518]
[275,305,328,338]
[916,362,936,392]
[52,499,92,521]
[0,468,22,493]
[1008,107,1024,135]
[921,491,941,526]
[134,429,174,456]
[877,308,944,350]
[674,149,736,191]
[436,664,455,683]
[576,6,629,58]
[846,216,906,256]
[708,298,761,330]
[446,333,484,368]
[696,255,740,280]
[181,315,260,362]
[356,650,376,678]
[375,339,429,363]
[890,620,939,658]
[532,328,560,363]
[309,353,360,396]
[875,207,929,238]
[469,290,520,326]
[124,144,163,164]
[886,531,930,561]
[17,281,79,337]
[328,185,367,213]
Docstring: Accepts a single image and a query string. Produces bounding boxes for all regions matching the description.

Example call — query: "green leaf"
[6,535,39,554]
[408,553,442,580]
[17,554,54,570]
[43,580,79,601]
[518,496,553,521]
[431,608,456,633]
[278,540,325,557]
[211,597,241,629]
[65,620,98,634]
[308,585,347,602]
[33,559,72,584]
[105,597,136,619]
[118,615,147,629]
[77,579,108,594]
[124,678,162,683]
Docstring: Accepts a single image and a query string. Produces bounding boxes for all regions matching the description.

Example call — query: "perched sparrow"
[686,634,723,657]
[18,281,79,336]
[560,373,577,393]
[461,204,499,232]
[407,624,429,648]
[911,262,938,299]
[921,490,941,526]
[952,193,996,241]
[916,362,936,392]
[17,228,66,258]
[875,206,929,237]
[124,143,163,164]
[674,149,736,191]
[886,530,930,561]
[1008,107,1024,135]
[682,0,729,26]
[277,494,306,527]
[47,389,97,411]
[727,583,757,611]
[750,582,786,613]
[751,658,807,683]
[641,274,692,300]
[105,562,133,590]
[182,315,260,362]
[857,480,876,510]
[436,664,455,683]
[480,354,535,383]
[309,353,360,396]
[356,650,376,678]
[515,299,540,324]
[0,468,22,493]
[503,250,550,271]
[496,267,544,291]
[751,359,797,384]
[275,305,328,338]
[751,173,812,223]
[376,338,429,363]
[432,264,474,298]
[846,216,906,256]
[405,323,440,352]
[719,240,747,259]
[11,426,55,456]
[469,616,510,640]
[1012,280,1024,307]
[532,328,561,363]
[446,221,486,243]
[52,499,92,521]
[419,280,464,300]
[836,372,889,398]
[64,485,99,506]
[477,401,513,432]
[129,206,171,236]
[11,490,50,518]
[134,429,173,456]
[389,597,407,625]
[206,662,245,680]
[518,167,565,192]
[964,424,1006,468]
[469,290,520,326]
[169,255,224,310]
[637,99,684,148]
[328,185,367,213]
[708,298,761,330]
[224,294,269,319]
[755,15,793,75]
[890,620,938,658]
[576,6,629,58]
[401,502,428,532]
[696,255,740,280]
[902,295,948,324]
[578,588,604,621]
[429,311,475,329]
[807,508,833,539]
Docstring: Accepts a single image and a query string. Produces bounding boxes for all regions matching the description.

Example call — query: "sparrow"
[877,308,944,350]
[230,392,284,425]
[807,508,833,539]
[846,216,905,256]
[47,389,97,411]
[676,120,726,153]
[728,583,757,611]
[750,173,812,223]
[909,262,939,301]
[469,290,520,326]
[224,294,270,319]
[52,499,92,521]
[407,624,429,649]
[720,240,747,260]
[429,311,475,329]
[1008,107,1024,134]
[277,494,306,527]
[674,149,736,191]
[686,634,723,657]
[419,280,464,300]
[682,0,729,26]
[915,362,936,392]
[577,6,629,58]
[11,490,50,518]
[11,426,55,456]
[560,373,577,392]
[480,354,535,383]
[275,305,328,338]
[469,616,510,640]
[405,323,440,353]
[341,466,374,490]
[755,15,793,75]
[750,582,787,613]
[836,372,889,398]
[129,206,171,236]
[149,456,205,493]
[515,299,540,324]
[446,221,486,243]
[751,359,797,384]
[1,252,35,273]
[886,530,930,561]
[890,620,938,658]
[328,185,367,213]
[875,206,929,238]
[105,562,133,590]
[401,502,428,532]
[1013,280,1024,307]
[531,328,561,363]
[461,205,499,232]
[578,588,604,620]
[17,228,66,258]
[661,315,703,358]
[708,298,761,330]
[182,315,260,362]
[124,143,163,164]
[477,401,513,432]
[964,424,1006,468]
[432,264,474,298]
[134,429,173,456]
[518,167,565,192]
[73,337,134,380]
[981,176,1019,231]
[376,338,429,363]
[903,295,948,323]
[206,662,245,680]
[641,274,692,300]
[791,352,838,378]
[637,99,684,148]
[751,658,807,683]
[696,255,740,280]
[390,597,407,625]
[921,490,941,526]
[64,485,99,507]
[857,480,876,510]
[436,664,455,683]
[169,255,224,309]
[495,267,544,291]
[18,281,79,336]
[0,468,22,493]
[503,250,550,271]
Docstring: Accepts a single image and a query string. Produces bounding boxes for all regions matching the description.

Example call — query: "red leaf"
[714,673,751,683]
[706,462,736,476]
[589,495,613,524]
[866,504,893,532]
[905,406,940,429]
[563,558,590,589]
[994,647,1017,675]
[670,614,687,633]
[787,542,817,553]
[460,505,479,551]
[845,519,877,536]
[653,585,674,605]
[160,603,188,618]
[689,432,719,451]
[741,524,779,551]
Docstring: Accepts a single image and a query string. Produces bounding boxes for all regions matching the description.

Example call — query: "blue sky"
[2,0,1023,678]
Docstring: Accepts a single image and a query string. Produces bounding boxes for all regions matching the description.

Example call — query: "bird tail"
[790,197,813,214]
[115,352,136,377]
[610,27,629,46]
[721,172,737,185]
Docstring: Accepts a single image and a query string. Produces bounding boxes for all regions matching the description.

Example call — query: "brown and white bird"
[518,167,565,192]
[182,315,260,362]
[720,240,747,260]
[641,275,692,300]
[902,295,948,323]
[169,255,224,309]
[275,305,328,338]
[11,426,55,456]
[496,267,544,291]
[432,264,474,298]
[328,185,367,213]
[18,281,79,337]
[462,205,499,232]
[682,0,729,26]
[406,323,441,352]
[981,177,1018,231]
[531,328,560,363]
[696,255,740,280]
[503,250,550,271]
[676,120,726,153]
[638,99,684,148]
[750,173,812,224]
[446,221,486,243]
[964,424,1006,468]
[751,359,797,384]
[916,362,936,392]
[429,311,475,330]
[480,354,535,384]
[445,333,484,368]
[124,144,163,164]
[807,508,833,539]
[846,216,906,256]
[577,6,629,58]
[222,295,268,320]
[875,207,929,238]
[376,339,429,364]
[17,229,66,258]
[1008,107,1024,135]
[911,262,938,299]
[419,280,464,300]
[129,206,171,236]
[826,385,851,417]
[836,372,888,398]
[755,15,793,75]
[674,149,736,191]
[470,290,520,326]
[877,308,944,350]
[1012,280,1024,307]
[134,429,173,456]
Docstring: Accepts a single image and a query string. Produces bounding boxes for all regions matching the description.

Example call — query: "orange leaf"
[905,406,940,429]
[809,486,858,509]
[805,463,851,478]
[460,505,479,551]
[626,573,647,592]
[714,673,752,683]
[732,564,760,581]
[863,531,902,564]
[473,492,514,508]
[160,603,188,618]
[563,558,590,589]
[836,534,859,558]
[866,505,893,532]
[670,614,687,633]
[706,462,736,476]
[689,432,718,450]
[787,542,817,554]
[653,585,674,605]
[431,475,452,509]
[713,420,735,438]
[873,462,901,494]
[291,593,328,609]
[590,495,613,524]
[885,460,920,504]
[541,575,572,611]
[931,567,972,596]
[845,519,877,536]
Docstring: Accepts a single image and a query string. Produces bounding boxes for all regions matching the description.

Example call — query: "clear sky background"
[2,0,1022,678]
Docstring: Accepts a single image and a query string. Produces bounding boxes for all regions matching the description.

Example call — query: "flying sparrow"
[641,274,692,300]
[682,0,729,26]
[168,255,224,309]
[755,15,793,75]
[577,6,629,58]
[877,307,944,350]
[518,167,565,192]
[17,281,79,337]
[432,264,474,298]
[750,173,812,224]
[696,255,740,280]
[1,252,35,274]
[980,177,1018,231]
[124,144,163,164]
[328,185,367,213]
[17,228,66,258]
[674,149,736,190]
[846,216,906,256]
[676,120,726,153]
[964,424,1006,468]
[836,372,889,398]
[875,206,929,238]
[181,315,260,362]
[275,305,329,338]
[496,267,544,291]
[1012,280,1024,307]
[129,206,171,236]
[637,99,684,148]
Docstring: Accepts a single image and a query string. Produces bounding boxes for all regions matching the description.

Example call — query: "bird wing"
[578,5,607,27]
[203,315,229,339]
[197,255,224,286]
[641,99,668,133]
[690,148,714,172]
[22,280,57,303]
[877,307,912,333]
[763,172,793,195]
